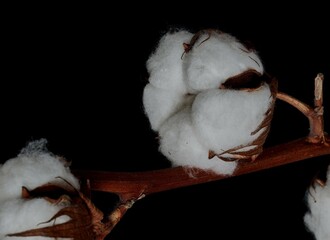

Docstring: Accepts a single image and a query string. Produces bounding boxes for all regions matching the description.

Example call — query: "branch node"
[277,73,326,144]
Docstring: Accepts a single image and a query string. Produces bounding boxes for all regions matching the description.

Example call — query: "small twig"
[99,195,144,240]
[276,73,326,144]
[314,74,324,107]
[276,92,312,117]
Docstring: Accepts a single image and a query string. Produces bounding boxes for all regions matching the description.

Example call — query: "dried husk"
[6,178,110,240]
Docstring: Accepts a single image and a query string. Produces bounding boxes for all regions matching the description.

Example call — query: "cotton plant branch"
[73,136,330,237]
[72,73,329,238]
[277,73,326,144]
[74,137,330,197]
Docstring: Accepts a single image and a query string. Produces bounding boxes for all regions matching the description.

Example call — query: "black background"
[1,4,329,240]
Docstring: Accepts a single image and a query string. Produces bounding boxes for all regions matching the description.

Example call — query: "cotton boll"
[144,28,269,174]
[184,31,264,93]
[146,30,193,93]
[304,165,330,240]
[191,84,272,156]
[0,198,71,240]
[159,106,237,175]
[143,83,195,131]
[0,139,79,203]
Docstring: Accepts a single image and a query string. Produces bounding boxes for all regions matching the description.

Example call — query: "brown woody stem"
[73,137,330,197]
[99,198,141,239]
[74,136,330,239]
[276,73,326,144]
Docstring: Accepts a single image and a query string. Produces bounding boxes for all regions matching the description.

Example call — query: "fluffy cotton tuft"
[0,139,79,203]
[146,30,193,92]
[143,30,194,131]
[184,31,264,93]
[159,107,238,175]
[0,139,79,239]
[304,165,330,240]
[0,198,70,240]
[143,83,195,131]
[143,29,271,175]
[191,84,272,155]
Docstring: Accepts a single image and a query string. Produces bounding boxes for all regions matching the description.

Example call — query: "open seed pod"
[6,178,109,240]
[183,29,278,163]
[145,28,279,175]
[208,72,278,162]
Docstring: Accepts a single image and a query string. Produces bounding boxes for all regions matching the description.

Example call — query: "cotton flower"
[304,165,330,240]
[143,28,273,175]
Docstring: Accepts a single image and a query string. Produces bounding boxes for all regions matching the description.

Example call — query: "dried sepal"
[7,177,108,240]
[181,29,223,59]
[20,181,75,201]
[210,76,278,162]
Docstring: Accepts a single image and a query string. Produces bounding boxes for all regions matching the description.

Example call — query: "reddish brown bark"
[277,73,326,144]
[73,137,330,198]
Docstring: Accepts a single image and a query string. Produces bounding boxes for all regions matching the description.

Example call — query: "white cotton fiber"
[0,198,70,240]
[144,29,195,131]
[184,32,264,93]
[143,28,273,175]
[191,84,272,155]
[146,30,193,93]
[304,165,330,240]
[159,107,237,175]
[143,83,195,131]
[0,139,79,203]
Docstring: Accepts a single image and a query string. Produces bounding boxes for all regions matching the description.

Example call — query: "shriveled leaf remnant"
[7,178,106,239]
